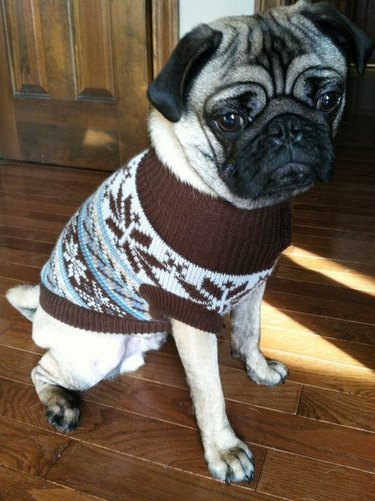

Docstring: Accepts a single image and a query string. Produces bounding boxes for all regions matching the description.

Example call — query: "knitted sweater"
[40,150,291,334]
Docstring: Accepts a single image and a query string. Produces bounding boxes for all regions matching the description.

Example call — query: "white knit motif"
[41,151,274,325]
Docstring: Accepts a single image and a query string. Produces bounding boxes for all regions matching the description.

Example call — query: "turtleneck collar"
[136,149,292,275]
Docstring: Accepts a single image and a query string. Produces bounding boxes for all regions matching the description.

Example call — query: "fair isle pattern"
[41,151,278,333]
[41,152,152,322]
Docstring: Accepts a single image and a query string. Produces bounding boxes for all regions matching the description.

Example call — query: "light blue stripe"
[77,199,146,320]
[43,231,87,307]
[96,181,144,296]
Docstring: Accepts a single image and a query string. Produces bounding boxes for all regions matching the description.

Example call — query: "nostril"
[291,128,303,143]
[268,123,286,145]
[267,117,304,146]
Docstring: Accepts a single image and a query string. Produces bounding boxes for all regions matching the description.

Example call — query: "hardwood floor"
[0,70,374,500]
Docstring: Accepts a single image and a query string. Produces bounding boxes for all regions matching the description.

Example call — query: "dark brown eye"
[216,113,244,132]
[317,92,341,112]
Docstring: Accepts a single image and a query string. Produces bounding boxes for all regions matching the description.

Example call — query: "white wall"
[179,0,255,37]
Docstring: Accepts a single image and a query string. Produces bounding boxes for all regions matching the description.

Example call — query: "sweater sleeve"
[139,284,224,334]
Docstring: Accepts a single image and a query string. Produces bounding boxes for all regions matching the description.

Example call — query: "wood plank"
[0,296,27,319]
[304,177,375,192]
[0,172,95,201]
[0,316,42,354]
[280,251,375,277]
[257,449,375,501]
[260,303,375,346]
[227,400,375,473]
[0,276,27,296]
[284,240,375,266]
[0,235,53,255]
[0,465,99,501]
[292,223,375,244]
[0,330,362,475]
[0,345,40,383]
[298,385,375,432]
[258,352,375,401]
[260,327,375,370]
[0,246,48,268]
[0,261,40,283]
[295,202,374,217]
[1,343,374,480]
[0,415,69,478]
[162,332,375,400]
[0,161,107,182]
[87,377,375,472]
[296,187,375,208]
[0,377,266,486]
[0,215,68,233]
[46,441,278,500]
[264,287,375,325]
[0,197,78,218]
[2,311,372,405]
[0,225,60,245]
[0,332,300,416]
[267,276,375,307]
[0,190,83,213]
[292,209,375,231]
[275,262,375,294]
[87,370,297,429]
[134,350,302,414]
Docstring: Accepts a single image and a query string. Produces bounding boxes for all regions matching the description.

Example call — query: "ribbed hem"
[140,284,224,334]
[39,284,171,335]
[137,150,292,275]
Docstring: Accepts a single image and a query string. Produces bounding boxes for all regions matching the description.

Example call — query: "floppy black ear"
[300,2,374,74]
[147,24,223,122]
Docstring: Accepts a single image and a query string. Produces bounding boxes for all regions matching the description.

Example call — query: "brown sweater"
[40,150,291,334]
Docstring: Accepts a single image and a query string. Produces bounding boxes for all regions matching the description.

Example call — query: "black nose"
[267,115,303,146]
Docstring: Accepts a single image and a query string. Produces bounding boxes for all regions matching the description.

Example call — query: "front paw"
[204,438,254,484]
[248,359,288,387]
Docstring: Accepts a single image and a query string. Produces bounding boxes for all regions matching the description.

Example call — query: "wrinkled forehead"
[190,13,347,104]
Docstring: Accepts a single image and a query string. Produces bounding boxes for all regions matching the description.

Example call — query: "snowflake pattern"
[41,150,282,332]
[64,235,87,285]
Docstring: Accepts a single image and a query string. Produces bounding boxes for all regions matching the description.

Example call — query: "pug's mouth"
[266,162,316,193]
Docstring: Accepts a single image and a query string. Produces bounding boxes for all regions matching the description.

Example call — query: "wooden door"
[0,0,178,170]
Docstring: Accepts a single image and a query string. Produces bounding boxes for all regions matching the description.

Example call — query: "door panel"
[72,0,115,101]
[0,0,178,170]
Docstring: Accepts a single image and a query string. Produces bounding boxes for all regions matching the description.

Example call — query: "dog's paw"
[44,387,81,433]
[248,359,288,387]
[205,439,254,484]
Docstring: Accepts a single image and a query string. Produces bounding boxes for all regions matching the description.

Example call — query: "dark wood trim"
[0,1,19,158]
[255,0,286,13]
[151,0,179,78]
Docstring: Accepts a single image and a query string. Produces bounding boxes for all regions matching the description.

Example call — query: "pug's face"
[148,1,373,209]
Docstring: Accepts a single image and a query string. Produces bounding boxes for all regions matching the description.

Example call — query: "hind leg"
[31,351,89,432]
[31,345,128,432]
[33,332,168,431]
[31,307,128,432]
[119,333,167,374]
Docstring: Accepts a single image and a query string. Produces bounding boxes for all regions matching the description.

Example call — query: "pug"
[7,0,373,484]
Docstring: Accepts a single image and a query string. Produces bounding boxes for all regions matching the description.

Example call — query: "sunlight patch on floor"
[262,347,375,395]
[285,246,375,294]
[261,304,370,370]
